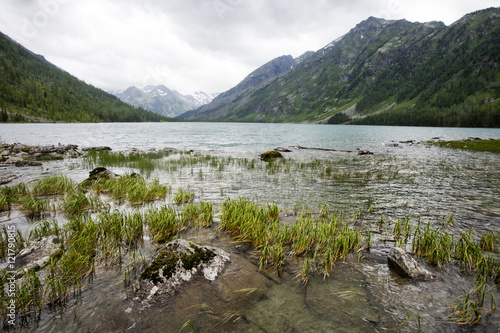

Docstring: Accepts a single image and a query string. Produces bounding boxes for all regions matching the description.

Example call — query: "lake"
[1,122,499,155]
[1,122,500,332]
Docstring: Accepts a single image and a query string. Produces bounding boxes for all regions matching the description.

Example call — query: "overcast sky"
[0,0,497,95]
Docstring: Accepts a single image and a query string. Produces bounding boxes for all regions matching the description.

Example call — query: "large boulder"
[129,239,230,306]
[388,247,436,281]
[80,167,117,187]
[260,150,283,161]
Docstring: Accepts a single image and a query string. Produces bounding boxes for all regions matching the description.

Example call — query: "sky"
[0,0,498,95]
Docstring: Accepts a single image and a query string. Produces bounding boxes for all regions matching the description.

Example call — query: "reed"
[29,219,61,241]
[480,232,498,252]
[19,194,53,217]
[31,175,77,196]
[173,188,195,204]
[60,192,108,216]
[15,270,43,322]
[144,205,183,243]
[474,254,499,284]
[455,230,482,271]
[220,198,362,279]
[0,186,13,211]
[412,223,453,267]
[448,282,497,325]
[181,202,213,228]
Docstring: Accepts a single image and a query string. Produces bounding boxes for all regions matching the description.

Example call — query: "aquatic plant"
[412,223,453,267]
[480,232,498,252]
[60,192,108,216]
[0,186,14,211]
[15,270,43,322]
[173,188,195,204]
[144,205,183,243]
[455,230,483,271]
[448,282,497,325]
[220,197,362,279]
[18,194,53,217]
[31,175,77,196]
[29,219,61,241]
[181,202,213,228]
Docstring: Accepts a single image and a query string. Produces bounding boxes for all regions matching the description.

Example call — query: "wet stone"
[388,247,436,281]
[129,239,230,307]
[260,150,283,161]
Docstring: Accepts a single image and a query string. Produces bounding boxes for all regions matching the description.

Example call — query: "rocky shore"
[0,143,84,167]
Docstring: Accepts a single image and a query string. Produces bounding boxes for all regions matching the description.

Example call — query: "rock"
[274,147,292,153]
[260,150,283,161]
[80,167,117,187]
[357,149,374,156]
[15,235,63,277]
[129,239,230,306]
[0,143,83,165]
[387,247,436,281]
[15,160,43,167]
[0,174,21,185]
[160,147,178,153]
[82,146,112,151]
[88,167,116,179]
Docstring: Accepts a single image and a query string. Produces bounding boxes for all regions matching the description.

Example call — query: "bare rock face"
[388,247,436,281]
[129,239,230,306]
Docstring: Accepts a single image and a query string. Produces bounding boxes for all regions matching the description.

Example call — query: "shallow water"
[1,123,500,332]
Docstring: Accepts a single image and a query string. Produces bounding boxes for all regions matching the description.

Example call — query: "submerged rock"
[82,146,112,151]
[388,247,436,281]
[357,149,374,156]
[14,236,63,277]
[129,239,230,306]
[0,174,21,185]
[260,150,283,161]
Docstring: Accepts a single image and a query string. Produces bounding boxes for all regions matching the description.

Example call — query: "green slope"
[187,8,500,127]
[0,32,169,123]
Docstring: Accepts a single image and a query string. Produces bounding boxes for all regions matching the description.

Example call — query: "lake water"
[1,123,500,332]
[1,122,499,156]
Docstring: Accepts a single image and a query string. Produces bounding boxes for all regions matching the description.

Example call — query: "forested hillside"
[0,32,168,123]
[184,8,500,127]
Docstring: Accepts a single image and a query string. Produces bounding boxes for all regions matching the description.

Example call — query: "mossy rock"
[130,239,230,305]
[140,244,216,285]
[260,150,283,161]
[80,167,117,187]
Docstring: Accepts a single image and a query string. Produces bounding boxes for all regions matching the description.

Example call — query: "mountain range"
[113,85,218,118]
[181,7,500,127]
[0,32,169,123]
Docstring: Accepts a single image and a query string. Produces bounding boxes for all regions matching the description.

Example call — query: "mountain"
[178,52,314,120]
[183,8,500,127]
[0,32,169,123]
[114,85,218,118]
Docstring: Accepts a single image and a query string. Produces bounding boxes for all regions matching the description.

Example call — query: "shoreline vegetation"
[0,140,499,331]
[429,138,500,152]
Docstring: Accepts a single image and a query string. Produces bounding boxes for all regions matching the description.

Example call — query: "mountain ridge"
[114,85,218,118]
[0,31,168,123]
[182,8,500,127]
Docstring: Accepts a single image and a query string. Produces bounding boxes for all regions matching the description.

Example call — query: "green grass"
[220,198,362,280]
[60,192,108,216]
[172,188,195,204]
[83,174,170,205]
[432,139,500,152]
[31,175,77,196]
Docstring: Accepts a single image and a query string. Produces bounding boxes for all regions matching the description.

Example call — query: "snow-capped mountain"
[113,85,218,118]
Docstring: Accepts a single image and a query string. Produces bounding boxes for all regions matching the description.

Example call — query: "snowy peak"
[113,85,217,118]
